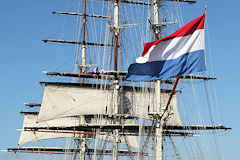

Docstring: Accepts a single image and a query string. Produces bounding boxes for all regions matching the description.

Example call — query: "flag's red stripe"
[142,14,205,56]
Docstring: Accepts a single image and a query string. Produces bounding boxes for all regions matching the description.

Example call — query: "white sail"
[121,90,181,126]
[163,94,182,126]
[37,82,181,126]
[37,83,108,122]
[96,134,138,149]
[91,118,139,149]
[18,114,81,145]
[19,113,138,148]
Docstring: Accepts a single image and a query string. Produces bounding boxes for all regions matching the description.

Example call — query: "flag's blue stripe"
[126,50,206,81]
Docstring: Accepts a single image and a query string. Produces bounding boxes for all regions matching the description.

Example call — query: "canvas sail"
[19,113,138,148]
[18,114,81,145]
[90,118,139,149]
[37,82,181,126]
[116,89,181,126]
[37,83,108,122]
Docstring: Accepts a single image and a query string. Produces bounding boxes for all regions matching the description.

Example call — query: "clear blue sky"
[0,0,238,159]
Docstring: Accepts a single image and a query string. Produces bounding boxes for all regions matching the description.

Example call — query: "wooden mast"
[153,1,163,160]
[81,0,87,73]
[79,0,87,159]
[113,0,119,72]
[112,0,120,160]
[153,1,197,160]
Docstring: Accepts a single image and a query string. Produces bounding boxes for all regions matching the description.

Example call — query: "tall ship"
[4,0,231,160]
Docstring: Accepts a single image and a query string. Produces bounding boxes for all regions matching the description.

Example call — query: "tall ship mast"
[4,0,231,160]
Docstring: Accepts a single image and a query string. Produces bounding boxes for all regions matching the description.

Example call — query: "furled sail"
[18,113,81,145]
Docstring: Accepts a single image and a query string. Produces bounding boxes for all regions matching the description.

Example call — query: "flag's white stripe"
[143,29,205,62]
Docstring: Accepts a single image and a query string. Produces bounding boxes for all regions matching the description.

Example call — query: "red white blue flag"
[126,14,206,81]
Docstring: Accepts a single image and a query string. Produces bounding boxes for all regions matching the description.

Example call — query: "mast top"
[204,5,207,14]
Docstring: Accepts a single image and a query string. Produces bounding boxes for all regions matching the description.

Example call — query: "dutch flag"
[127,14,206,81]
